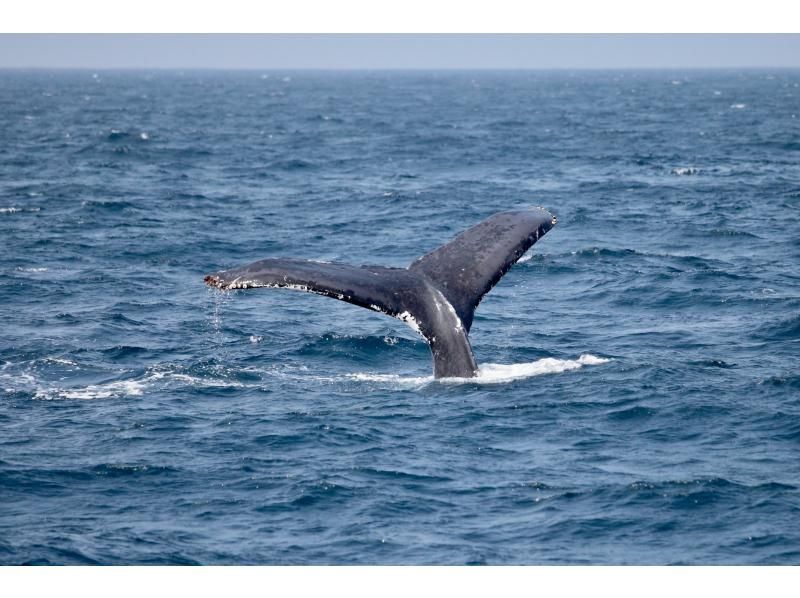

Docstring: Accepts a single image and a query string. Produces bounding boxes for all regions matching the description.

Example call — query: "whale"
[204,207,556,378]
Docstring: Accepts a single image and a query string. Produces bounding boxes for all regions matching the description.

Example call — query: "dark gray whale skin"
[205,207,556,378]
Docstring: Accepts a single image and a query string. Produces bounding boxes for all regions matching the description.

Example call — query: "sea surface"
[1,69,799,565]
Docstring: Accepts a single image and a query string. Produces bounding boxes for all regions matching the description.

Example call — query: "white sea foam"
[37,379,146,400]
[5,349,609,398]
[1,370,38,394]
[46,357,78,366]
[348,354,610,386]
[3,362,249,401]
[473,354,610,384]
[347,372,432,386]
[156,372,245,388]
[672,167,699,176]
[730,103,746,109]
[1,207,40,214]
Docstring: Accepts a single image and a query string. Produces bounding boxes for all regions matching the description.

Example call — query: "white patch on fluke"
[431,288,465,334]
[395,311,422,335]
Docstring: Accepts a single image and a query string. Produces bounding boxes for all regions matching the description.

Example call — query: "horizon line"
[3,65,800,72]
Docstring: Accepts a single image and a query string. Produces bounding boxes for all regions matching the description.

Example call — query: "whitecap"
[672,167,699,176]
[37,379,146,400]
[730,103,746,109]
[143,368,246,389]
[1,206,41,214]
[46,357,78,366]
[8,362,249,401]
[161,373,245,388]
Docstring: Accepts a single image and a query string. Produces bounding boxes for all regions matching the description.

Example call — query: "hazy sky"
[1,34,800,69]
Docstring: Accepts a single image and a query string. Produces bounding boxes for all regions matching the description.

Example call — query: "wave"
[2,363,247,401]
[37,379,146,400]
[754,315,800,341]
[707,228,759,238]
[671,167,699,176]
[268,158,316,171]
[296,332,422,355]
[761,375,800,390]
[104,129,150,142]
[0,207,41,214]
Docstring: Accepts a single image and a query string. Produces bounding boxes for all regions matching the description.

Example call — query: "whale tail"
[408,207,557,332]
[204,207,556,378]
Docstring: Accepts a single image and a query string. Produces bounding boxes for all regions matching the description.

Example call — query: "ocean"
[1,69,799,564]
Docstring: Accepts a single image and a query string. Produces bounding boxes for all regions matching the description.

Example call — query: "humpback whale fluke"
[204,207,556,378]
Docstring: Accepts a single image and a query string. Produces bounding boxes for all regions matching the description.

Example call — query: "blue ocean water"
[1,69,799,565]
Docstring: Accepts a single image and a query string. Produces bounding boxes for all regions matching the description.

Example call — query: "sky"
[1,34,800,70]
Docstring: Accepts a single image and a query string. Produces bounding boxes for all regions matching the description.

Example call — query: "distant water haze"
[1,34,800,69]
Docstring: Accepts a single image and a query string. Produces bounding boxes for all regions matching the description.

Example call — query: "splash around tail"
[348,354,610,387]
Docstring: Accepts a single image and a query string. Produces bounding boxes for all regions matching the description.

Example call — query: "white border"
[3,0,800,33]
[2,0,800,590]
[2,566,800,598]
